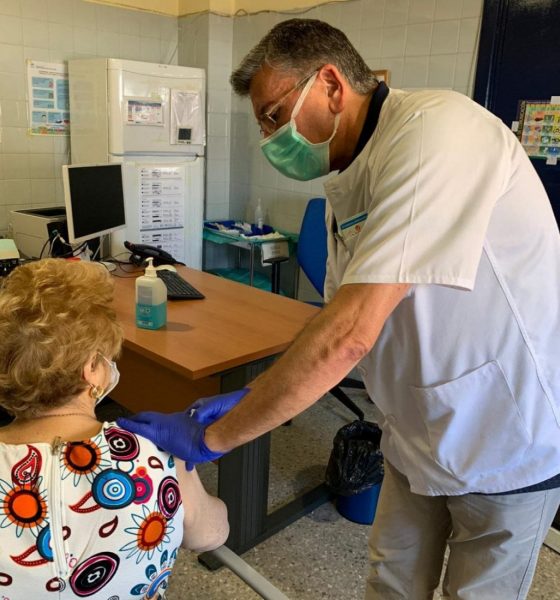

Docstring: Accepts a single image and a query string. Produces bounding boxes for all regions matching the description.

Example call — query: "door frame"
[473,0,506,110]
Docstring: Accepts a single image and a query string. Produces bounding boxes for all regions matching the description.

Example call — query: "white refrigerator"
[69,58,205,269]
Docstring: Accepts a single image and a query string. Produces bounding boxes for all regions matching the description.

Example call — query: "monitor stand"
[85,237,102,261]
[45,220,102,261]
[46,220,69,257]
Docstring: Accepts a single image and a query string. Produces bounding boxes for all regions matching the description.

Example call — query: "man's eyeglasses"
[257,69,319,136]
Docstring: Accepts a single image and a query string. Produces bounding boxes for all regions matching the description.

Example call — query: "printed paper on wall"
[27,60,70,136]
[517,100,560,162]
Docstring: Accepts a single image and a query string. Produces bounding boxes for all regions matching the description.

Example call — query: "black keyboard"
[156,270,205,300]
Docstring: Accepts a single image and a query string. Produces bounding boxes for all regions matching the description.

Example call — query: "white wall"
[0,0,178,237]
[179,11,234,269]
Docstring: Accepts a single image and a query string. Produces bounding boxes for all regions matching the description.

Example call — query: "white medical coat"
[323,88,560,496]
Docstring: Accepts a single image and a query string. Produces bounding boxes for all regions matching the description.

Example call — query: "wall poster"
[517,100,560,163]
[27,60,69,135]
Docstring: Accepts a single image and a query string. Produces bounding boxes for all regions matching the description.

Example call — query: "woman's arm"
[174,459,229,552]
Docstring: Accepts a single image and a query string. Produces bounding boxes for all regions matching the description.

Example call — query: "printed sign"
[517,100,560,161]
[126,98,164,126]
[27,60,69,135]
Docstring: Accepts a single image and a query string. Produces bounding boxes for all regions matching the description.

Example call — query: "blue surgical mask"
[260,73,340,181]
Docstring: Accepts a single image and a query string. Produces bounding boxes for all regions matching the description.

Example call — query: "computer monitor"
[62,163,126,245]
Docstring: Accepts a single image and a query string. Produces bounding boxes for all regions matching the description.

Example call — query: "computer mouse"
[155,264,177,272]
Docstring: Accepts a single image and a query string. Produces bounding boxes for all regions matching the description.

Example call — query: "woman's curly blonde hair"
[0,259,123,418]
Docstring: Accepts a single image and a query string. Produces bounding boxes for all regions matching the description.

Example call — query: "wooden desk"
[110,266,327,557]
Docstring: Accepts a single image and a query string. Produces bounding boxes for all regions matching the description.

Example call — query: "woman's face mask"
[259,73,340,181]
[92,355,120,405]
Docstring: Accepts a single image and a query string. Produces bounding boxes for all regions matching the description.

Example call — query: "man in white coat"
[120,19,560,599]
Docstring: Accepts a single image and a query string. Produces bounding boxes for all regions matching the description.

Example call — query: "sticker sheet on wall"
[515,98,560,165]
[27,60,70,136]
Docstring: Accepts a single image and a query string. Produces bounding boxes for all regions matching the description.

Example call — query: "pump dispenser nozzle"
[144,257,157,278]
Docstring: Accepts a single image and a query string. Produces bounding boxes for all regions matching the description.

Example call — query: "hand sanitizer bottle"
[135,258,167,330]
[255,198,264,233]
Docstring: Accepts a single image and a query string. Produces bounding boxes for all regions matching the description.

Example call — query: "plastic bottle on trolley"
[135,257,167,330]
[255,198,264,233]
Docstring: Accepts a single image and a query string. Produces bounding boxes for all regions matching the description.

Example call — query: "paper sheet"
[126,98,164,126]
[27,60,69,135]
[139,166,185,230]
[140,230,185,263]
[138,165,186,261]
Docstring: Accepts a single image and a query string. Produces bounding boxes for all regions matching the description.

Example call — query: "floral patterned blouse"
[0,422,184,599]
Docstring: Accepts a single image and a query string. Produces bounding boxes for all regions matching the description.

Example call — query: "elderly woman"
[0,259,228,599]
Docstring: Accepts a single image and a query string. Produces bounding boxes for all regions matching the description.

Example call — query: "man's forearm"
[205,304,367,452]
[205,283,409,452]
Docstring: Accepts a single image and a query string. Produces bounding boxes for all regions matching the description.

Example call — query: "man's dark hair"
[230,18,378,96]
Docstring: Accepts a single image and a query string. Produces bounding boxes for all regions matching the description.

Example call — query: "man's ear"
[319,64,346,113]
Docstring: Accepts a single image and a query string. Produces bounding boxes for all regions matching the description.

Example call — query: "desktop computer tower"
[9,207,67,259]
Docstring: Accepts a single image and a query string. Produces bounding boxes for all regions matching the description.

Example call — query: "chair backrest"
[297,197,327,297]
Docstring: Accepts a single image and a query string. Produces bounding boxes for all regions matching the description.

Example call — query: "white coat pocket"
[410,360,531,483]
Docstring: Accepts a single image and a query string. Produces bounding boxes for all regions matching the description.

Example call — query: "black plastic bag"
[325,420,384,496]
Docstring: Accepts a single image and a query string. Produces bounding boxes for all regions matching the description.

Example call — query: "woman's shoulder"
[100,421,179,476]
[67,422,182,520]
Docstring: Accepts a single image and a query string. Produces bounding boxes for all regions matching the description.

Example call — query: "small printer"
[0,239,20,277]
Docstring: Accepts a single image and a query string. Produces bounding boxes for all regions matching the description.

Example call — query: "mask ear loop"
[290,73,341,145]
[325,113,341,144]
[290,72,319,123]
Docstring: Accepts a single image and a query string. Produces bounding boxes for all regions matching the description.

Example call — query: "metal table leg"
[198,359,332,568]
[249,245,255,286]
[271,262,280,294]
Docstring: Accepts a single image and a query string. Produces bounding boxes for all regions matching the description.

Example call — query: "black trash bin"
[325,420,384,525]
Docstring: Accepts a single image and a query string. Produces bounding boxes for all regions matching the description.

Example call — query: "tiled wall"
[0,0,178,236]
[180,12,233,223]
[179,12,234,269]
[205,14,233,223]
[228,0,484,237]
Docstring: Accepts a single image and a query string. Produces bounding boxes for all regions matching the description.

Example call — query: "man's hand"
[187,388,250,426]
[117,410,220,470]
[117,388,249,469]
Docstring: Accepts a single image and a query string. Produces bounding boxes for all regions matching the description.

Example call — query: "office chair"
[297,197,366,421]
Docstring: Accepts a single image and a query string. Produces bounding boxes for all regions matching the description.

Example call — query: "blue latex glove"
[117,388,249,470]
[187,387,250,426]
